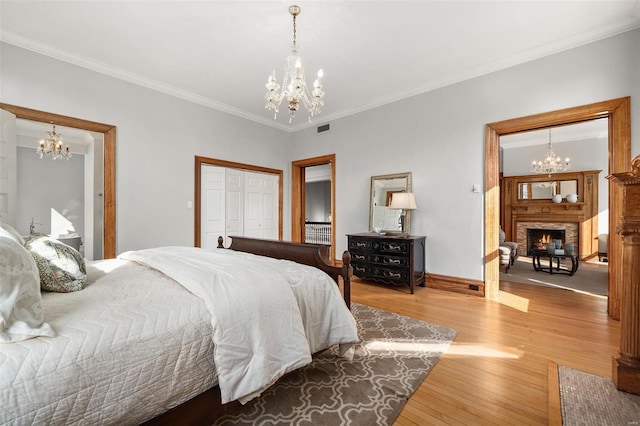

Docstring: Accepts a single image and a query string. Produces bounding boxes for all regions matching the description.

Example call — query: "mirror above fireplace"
[517,179,578,200]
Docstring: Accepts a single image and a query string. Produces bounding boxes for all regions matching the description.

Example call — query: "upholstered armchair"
[499,227,518,266]
[499,245,512,272]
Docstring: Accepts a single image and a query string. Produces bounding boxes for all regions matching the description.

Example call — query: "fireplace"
[527,228,566,255]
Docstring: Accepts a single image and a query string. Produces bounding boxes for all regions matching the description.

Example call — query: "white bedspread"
[0,246,358,425]
[119,247,358,404]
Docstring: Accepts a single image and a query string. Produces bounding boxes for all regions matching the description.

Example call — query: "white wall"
[290,29,639,281]
[1,43,292,254]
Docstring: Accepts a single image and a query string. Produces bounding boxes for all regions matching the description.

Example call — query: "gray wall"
[305,181,331,222]
[1,42,292,254]
[1,29,638,281]
[17,145,85,238]
[290,29,639,281]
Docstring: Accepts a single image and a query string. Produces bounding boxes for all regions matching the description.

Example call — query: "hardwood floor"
[349,277,620,425]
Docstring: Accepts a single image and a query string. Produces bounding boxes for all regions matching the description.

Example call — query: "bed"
[0,228,357,426]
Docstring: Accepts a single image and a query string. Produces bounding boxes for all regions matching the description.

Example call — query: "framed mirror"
[517,179,578,200]
[369,172,412,234]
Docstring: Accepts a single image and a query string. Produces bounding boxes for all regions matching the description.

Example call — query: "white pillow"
[0,227,56,343]
[0,222,25,245]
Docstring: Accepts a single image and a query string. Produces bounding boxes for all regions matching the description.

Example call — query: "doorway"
[0,103,116,259]
[484,97,631,319]
[291,154,336,262]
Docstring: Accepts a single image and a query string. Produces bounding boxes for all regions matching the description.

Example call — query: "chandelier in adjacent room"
[265,5,325,123]
[531,129,570,176]
[37,124,71,160]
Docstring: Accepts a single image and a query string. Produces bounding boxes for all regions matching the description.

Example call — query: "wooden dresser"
[347,233,426,293]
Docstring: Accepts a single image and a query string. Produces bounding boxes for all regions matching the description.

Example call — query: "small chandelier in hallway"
[37,124,71,160]
[264,5,325,123]
[531,129,570,176]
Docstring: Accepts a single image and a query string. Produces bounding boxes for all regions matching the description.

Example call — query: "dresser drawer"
[377,240,410,255]
[370,254,409,267]
[349,237,372,252]
[370,267,409,283]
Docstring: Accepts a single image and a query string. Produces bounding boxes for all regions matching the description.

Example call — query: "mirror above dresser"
[369,172,412,234]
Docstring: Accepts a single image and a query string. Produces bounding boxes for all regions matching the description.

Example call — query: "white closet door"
[225,168,243,247]
[0,109,17,227]
[244,171,278,239]
[201,165,226,249]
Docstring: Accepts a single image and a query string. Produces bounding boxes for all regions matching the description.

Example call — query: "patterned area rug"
[213,303,457,426]
[559,365,640,425]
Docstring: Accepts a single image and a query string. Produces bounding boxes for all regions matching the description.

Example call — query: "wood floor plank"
[350,277,620,425]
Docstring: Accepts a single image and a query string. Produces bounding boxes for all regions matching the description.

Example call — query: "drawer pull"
[386,272,402,278]
[355,267,366,273]
[385,258,400,264]
[387,244,402,251]
[354,254,366,261]
[356,242,367,247]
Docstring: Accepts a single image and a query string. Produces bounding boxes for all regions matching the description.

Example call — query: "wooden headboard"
[217,236,351,308]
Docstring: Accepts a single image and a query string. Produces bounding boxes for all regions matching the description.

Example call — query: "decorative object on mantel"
[552,194,562,203]
[531,129,570,176]
[37,124,71,160]
[264,5,325,123]
[567,193,578,203]
[389,192,417,236]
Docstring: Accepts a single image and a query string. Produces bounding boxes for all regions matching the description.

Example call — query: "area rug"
[500,258,608,296]
[558,365,640,425]
[213,303,458,426]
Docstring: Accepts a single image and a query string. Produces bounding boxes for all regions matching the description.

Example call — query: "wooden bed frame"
[144,236,353,425]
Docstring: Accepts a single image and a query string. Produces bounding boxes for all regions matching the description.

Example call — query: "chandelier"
[265,5,325,123]
[37,124,71,160]
[531,129,570,176]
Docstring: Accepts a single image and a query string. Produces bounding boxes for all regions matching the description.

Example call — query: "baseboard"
[426,273,485,297]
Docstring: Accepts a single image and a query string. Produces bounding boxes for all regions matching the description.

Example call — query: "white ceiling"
[1,1,639,132]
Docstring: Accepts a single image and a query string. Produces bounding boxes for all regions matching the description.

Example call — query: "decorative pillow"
[24,233,88,293]
[0,227,56,343]
[499,228,506,243]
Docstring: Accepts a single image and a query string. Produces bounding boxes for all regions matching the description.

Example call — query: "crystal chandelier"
[531,129,570,176]
[265,5,325,123]
[37,124,71,160]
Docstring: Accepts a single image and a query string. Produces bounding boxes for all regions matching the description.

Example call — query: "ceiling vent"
[317,123,331,134]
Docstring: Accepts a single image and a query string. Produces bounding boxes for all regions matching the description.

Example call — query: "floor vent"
[317,123,330,134]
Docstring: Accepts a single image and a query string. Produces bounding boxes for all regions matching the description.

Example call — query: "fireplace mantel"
[501,170,601,260]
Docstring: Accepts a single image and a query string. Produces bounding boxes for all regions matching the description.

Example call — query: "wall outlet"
[472,184,481,193]
[187,201,193,209]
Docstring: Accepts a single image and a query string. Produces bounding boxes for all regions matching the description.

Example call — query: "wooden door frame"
[485,97,631,319]
[0,103,116,259]
[194,156,283,248]
[291,154,336,262]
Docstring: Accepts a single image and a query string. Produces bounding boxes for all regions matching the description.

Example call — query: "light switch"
[472,184,481,193]
[187,201,193,208]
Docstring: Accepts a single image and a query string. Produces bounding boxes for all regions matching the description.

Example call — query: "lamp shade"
[389,192,417,210]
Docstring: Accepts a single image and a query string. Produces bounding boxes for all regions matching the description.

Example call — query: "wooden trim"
[426,272,485,297]
[0,103,117,259]
[291,154,337,262]
[485,97,631,319]
[547,361,563,426]
[193,156,284,248]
